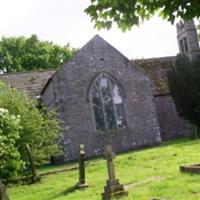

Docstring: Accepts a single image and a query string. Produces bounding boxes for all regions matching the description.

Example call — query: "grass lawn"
[8,138,200,200]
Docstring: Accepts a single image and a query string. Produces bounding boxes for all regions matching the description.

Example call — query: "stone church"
[1,21,200,161]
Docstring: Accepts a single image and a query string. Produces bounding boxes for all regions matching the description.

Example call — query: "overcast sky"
[0,0,180,59]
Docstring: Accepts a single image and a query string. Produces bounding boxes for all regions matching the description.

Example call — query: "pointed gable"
[41,35,161,160]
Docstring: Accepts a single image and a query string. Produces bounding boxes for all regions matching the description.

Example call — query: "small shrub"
[0,82,61,180]
[0,108,24,180]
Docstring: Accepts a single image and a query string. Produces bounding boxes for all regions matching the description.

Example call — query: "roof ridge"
[0,69,56,76]
[132,56,176,61]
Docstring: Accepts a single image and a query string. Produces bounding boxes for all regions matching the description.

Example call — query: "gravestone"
[25,144,41,183]
[77,144,88,188]
[102,145,128,200]
[180,163,200,174]
[0,180,9,200]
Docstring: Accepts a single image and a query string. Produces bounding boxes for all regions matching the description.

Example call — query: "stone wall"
[154,94,189,140]
[42,35,161,161]
[134,57,191,140]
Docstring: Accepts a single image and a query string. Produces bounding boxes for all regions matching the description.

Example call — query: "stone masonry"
[41,35,161,160]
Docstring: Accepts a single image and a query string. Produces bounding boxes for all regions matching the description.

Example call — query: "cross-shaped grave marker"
[102,145,128,200]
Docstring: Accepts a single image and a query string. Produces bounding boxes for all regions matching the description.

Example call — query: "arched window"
[89,72,127,133]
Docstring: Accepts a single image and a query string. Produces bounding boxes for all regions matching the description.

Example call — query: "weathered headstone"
[25,144,41,183]
[102,145,128,200]
[0,180,9,200]
[77,144,88,188]
[180,163,200,174]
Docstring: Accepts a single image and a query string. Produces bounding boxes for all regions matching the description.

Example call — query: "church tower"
[176,20,200,60]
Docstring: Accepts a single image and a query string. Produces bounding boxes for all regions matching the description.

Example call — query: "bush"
[0,108,24,180]
[0,82,61,179]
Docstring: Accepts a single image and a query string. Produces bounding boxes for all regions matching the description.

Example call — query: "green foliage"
[0,108,24,180]
[168,55,200,132]
[0,82,61,173]
[197,22,200,41]
[0,35,77,73]
[85,0,200,31]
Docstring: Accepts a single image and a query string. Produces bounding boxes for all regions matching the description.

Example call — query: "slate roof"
[0,70,55,98]
[0,57,175,98]
[132,56,175,95]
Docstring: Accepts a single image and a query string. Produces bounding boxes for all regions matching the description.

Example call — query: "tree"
[0,82,61,179]
[0,35,77,73]
[197,22,200,41]
[85,0,200,31]
[0,108,24,180]
[168,55,200,137]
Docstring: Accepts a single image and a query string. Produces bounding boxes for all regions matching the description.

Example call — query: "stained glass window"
[89,73,127,133]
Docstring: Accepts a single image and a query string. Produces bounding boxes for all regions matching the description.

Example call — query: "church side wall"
[154,94,190,140]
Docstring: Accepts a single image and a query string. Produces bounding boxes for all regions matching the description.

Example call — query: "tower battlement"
[176,20,200,60]
[176,20,196,36]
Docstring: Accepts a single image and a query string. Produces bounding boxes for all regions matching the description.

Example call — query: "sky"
[0,0,180,59]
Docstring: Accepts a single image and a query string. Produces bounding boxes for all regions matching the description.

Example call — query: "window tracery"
[89,72,127,133]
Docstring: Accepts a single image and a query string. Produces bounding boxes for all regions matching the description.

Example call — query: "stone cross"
[102,145,128,200]
[77,144,88,188]
[0,180,9,200]
[25,144,40,183]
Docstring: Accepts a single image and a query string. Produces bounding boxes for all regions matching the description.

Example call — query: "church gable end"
[42,35,161,160]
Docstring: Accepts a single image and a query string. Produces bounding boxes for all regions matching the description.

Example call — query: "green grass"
[37,161,79,174]
[8,138,200,200]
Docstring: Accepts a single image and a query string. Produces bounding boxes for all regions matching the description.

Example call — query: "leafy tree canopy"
[85,0,200,31]
[0,35,77,73]
[0,82,61,180]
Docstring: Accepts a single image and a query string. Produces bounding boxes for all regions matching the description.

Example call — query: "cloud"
[0,0,36,29]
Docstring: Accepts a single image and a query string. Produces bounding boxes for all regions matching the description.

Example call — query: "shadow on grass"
[62,185,78,195]
[44,184,81,200]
